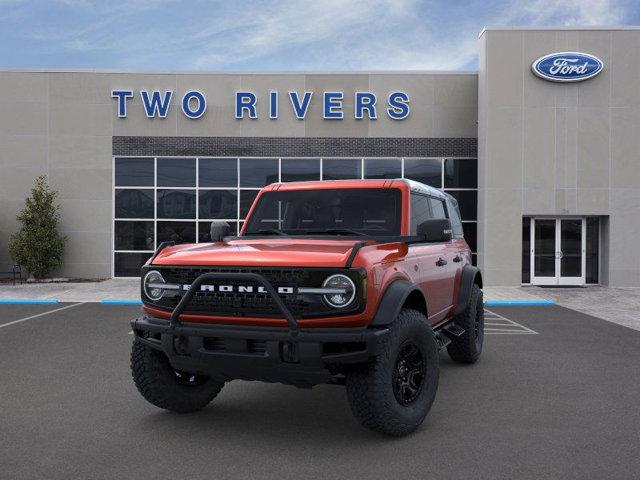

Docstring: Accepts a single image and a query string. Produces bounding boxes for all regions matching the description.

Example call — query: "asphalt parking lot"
[1,303,639,480]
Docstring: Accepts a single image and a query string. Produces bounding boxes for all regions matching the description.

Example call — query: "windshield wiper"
[245,228,288,236]
[304,228,366,236]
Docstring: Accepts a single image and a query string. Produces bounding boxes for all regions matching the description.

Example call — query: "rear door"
[409,193,452,324]
[427,196,458,318]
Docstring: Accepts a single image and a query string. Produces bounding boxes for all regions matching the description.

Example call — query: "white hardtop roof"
[402,178,448,199]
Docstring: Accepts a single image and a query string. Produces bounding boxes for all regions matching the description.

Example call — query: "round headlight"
[322,274,356,308]
[143,270,165,301]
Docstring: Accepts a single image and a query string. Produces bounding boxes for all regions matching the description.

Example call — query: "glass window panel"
[199,158,237,187]
[114,252,153,277]
[586,217,599,284]
[534,219,556,277]
[157,189,196,219]
[403,159,442,188]
[114,221,154,250]
[281,158,320,182]
[157,158,196,187]
[322,158,361,180]
[462,222,477,252]
[429,198,447,219]
[115,158,153,186]
[560,219,582,277]
[115,189,154,219]
[444,159,477,188]
[410,194,432,235]
[198,221,238,242]
[522,218,531,283]
[157,221,196,244]
[364,158,401,179]
[445,190,477,220]
[240,158,279,187]
[240,190,260,218]
[198,190,237,219]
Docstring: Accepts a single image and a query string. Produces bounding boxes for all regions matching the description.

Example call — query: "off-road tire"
[345,309,439,436]
[447,283,484,364]
[131,339,224,413]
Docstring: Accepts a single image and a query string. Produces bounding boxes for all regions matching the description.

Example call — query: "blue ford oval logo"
[532,52,603,82]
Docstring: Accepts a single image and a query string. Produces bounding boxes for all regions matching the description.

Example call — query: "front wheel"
[345,309,439,436]
[131,339,224,413]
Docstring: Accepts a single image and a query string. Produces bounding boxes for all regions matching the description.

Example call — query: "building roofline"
[0,67,478,76]
[479,25,640,38]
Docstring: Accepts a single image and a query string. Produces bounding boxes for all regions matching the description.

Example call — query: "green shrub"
[8,176,67,279]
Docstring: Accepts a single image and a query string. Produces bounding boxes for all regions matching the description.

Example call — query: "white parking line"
[0,303,84,329]
[483,308,538,335]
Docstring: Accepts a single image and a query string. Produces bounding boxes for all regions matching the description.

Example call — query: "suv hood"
[151,238,366,268]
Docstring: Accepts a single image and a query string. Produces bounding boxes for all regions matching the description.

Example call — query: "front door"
[531,218,585,286]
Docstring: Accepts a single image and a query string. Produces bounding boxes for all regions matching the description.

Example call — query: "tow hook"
[280,341,299,363]
[173,335,190,356]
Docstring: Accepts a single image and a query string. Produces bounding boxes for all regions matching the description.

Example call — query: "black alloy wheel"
[392,341,426,406]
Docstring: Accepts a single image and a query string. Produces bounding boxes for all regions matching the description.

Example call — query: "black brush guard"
[168,271,299,336]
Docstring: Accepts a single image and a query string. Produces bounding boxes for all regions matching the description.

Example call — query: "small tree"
[9,176,67,279]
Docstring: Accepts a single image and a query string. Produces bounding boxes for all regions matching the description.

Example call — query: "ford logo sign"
[532,52,604,82]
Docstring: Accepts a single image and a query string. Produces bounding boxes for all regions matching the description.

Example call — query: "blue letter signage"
[181,90,207,119]
[112,90,411,120]
[532,52,603,82]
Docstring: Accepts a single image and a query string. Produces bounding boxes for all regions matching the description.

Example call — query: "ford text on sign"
[531,52,603,82]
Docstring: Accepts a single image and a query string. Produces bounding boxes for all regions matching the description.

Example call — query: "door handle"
[436,257,447,267]
[453,255,462,263]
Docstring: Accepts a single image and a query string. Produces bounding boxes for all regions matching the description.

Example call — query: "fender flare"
[370,279,425,326]
[454,265,483,315]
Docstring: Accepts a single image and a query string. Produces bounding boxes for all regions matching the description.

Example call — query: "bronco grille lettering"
[179,284,296,294]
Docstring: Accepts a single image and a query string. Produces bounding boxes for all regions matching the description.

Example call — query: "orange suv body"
[131,179,484,435]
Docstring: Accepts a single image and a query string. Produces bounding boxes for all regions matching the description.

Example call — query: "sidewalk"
[0,279,140,303]
[1,280,639,331]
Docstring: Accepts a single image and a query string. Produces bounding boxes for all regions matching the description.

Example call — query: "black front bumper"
[131,316,388,387]
[134,270,387,386]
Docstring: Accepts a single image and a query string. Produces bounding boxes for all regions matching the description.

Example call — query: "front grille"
[144,266,364,319]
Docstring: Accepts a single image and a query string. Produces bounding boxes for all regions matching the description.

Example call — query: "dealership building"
[1,26,639,287]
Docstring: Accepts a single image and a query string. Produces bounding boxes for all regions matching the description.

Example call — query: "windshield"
[243,188,402,236]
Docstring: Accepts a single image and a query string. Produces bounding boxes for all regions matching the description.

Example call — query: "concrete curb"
[100,299,142,305]
[0,299,59,304]
[484,299,555,306]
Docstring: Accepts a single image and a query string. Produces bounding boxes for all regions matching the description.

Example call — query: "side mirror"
[417,218,452,243]
[209,221,231,242]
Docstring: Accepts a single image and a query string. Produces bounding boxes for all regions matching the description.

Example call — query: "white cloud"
[511,0,623,26]
[9,0,632,70]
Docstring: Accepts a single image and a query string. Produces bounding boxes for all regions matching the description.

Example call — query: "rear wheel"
[447,283,484,364]
[131,339,224,413]
[345,309,439,436]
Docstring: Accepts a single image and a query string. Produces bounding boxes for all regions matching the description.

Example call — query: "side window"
[410,194,432,235]
[446,197,464,237]
[429,197,447,220]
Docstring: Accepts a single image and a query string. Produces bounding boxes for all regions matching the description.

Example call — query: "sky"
[0,0,638,71]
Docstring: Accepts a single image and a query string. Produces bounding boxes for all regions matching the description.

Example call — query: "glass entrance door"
[531,218,586,286]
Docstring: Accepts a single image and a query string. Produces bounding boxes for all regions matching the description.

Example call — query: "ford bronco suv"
[131,179,484,436]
